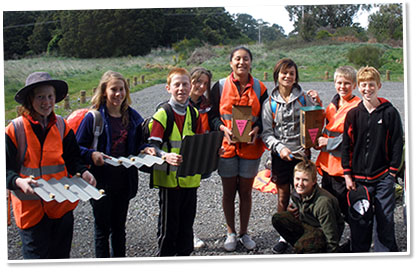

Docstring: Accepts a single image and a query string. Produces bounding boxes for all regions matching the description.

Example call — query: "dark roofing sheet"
[177,131,223,178]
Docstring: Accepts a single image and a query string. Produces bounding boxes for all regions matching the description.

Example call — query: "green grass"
[3,42,404,123]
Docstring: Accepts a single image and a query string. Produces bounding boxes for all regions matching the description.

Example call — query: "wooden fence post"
[386,70,391,81]
[264,72,268,81]
[141,75,145,84]
[134,77,138,86]
[325,71,329,80]
[64,95,71,110]
[80,90,86,104]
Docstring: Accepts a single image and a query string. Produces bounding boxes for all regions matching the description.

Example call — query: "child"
[261,58,321,253]
[208,46,268,251]
[148,67,204,256]
[76,71,156,258]
[341,66,403,252]
[5,72,96,259]
[189,67,212,249]
[271,160,344,253]
[316,66,361,220]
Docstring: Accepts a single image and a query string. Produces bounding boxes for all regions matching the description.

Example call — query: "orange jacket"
[316,95,361,177]
[6,114,78,229]
[219,75,267,159]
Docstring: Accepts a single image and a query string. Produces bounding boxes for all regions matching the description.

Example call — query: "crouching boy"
[148,68,204,256]
[271,160,344,253]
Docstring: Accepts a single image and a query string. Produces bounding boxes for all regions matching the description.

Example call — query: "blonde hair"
[166,67,191,86]
[334,66,357,84]
[357,66,381,86]
[294,160,317,182]
[91,70,132,127]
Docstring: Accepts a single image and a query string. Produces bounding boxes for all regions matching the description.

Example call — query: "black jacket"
[341,98,403,182]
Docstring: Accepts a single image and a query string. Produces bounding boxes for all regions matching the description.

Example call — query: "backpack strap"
[219,77,261,101]
[297,93,307,107]
[269,97,279,128]
[11,117,26,166]
[88,110,103,150]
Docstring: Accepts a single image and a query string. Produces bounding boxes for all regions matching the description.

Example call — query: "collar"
[25,112,57,129]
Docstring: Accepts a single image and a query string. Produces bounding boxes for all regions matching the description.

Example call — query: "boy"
[271,160,344,253]
[316,66,361,220]
[148,68,203,256]
[341,66,403,252]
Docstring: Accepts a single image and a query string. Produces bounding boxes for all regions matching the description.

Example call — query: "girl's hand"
[82,170,97,187]
[143,147,157,156]
[92,151,105,166]
[15,177,38,194]
[248,126,260,144]
[307,89,321,104]
[220,125,236,145]
[279,147,293,161]
[164,153,183,166]
[316,136,328,149]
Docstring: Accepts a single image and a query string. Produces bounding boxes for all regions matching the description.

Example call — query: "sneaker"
[194,236,205,249]
[224,233,237,252]
[272,241,288,254]
[239,234,256,250]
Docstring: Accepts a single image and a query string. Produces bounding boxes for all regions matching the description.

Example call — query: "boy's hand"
[344,174,356,190]
[247,126,260,144]
[164,153,183,166]
[15,177,38,194]
[306,89,321,105]
[287,204,299,219]
[143,147,157,156]
[92,151,105,166]
[316,136,328,149]
[220,125,236,145]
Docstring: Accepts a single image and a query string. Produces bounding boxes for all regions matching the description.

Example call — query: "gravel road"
[7,81,407,260]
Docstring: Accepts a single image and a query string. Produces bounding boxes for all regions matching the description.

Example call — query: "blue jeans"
[18,211,74,259]
[350,174,398,252]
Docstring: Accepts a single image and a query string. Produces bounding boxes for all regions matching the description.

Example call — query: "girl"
[76,70,155,258]
[261,58,321,253]
[209,46,268,251]
[189,67,212,134]
[6,72,96,259]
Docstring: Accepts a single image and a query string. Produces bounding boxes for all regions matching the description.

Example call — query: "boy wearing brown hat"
[6,72,96,259]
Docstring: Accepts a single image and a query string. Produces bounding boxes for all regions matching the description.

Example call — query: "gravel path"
[7,81,407,260]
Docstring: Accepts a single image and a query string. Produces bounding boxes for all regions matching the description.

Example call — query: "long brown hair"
[91,70,132,127]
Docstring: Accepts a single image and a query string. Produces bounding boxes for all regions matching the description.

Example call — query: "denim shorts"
[217,156,261,179]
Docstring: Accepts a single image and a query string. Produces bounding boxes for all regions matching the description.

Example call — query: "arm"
[341,110,356,190]
[208,81,224,131]
[75,112,96,165]
[261,98,283,154]
[388,108,404,176]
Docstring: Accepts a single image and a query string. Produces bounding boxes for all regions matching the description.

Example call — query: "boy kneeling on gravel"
[148,68,205,256]
[271,160,345,253]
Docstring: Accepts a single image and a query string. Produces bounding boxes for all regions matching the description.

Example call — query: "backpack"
[66,109,103,150]
[142,102,198,147]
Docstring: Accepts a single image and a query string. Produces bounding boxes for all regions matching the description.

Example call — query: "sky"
[224,4,375,35]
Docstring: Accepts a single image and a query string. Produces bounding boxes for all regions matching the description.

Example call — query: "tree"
[368,4,403,42]
[285,4,371,41]
[27,11,60,55]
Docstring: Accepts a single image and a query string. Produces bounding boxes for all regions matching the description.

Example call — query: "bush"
[316,30,332,40]
[347,45,384,69]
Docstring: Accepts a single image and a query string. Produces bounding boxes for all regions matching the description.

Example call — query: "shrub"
[316,30,332,40]
[347,45,384,69]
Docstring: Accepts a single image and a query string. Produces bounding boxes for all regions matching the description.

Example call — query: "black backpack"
[141,101,198,176]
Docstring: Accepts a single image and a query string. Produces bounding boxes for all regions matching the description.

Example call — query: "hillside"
[3,42,404,123]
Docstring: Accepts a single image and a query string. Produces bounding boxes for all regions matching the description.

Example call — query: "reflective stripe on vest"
[218,75,266,159]
[152,106,201,188]
[316,96,361,177]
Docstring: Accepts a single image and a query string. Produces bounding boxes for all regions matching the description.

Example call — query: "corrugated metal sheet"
[15,176,106,203]
[177,131,223,177]
[104,153,165,168]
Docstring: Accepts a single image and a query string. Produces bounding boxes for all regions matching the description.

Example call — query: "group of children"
[6,46,404,259]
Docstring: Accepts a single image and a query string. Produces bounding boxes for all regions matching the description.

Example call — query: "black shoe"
[272,241,288,254]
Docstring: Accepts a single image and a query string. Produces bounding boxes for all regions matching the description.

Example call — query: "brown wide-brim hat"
[15,72,68,104]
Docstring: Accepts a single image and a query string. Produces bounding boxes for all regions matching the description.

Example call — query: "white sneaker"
[194,236,205,249]
[224,233,237,252]
[239,234,256,250]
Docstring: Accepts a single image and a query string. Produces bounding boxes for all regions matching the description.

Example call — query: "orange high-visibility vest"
[316,96,361,177]
[219,75,266,159]
[6,114,78,229]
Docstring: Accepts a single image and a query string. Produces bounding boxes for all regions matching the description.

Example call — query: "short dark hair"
[273,58,299,86]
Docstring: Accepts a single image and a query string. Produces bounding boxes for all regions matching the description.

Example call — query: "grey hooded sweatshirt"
[261,84,320,156]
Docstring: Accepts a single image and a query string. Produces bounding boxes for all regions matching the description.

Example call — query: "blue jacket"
[76,105,148,199]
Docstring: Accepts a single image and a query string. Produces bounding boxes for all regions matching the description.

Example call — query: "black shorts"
[270,153,302,185]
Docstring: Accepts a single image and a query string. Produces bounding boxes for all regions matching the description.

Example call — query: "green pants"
[272,211,327,253]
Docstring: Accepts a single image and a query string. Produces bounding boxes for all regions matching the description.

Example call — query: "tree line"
[3,4,403,60]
